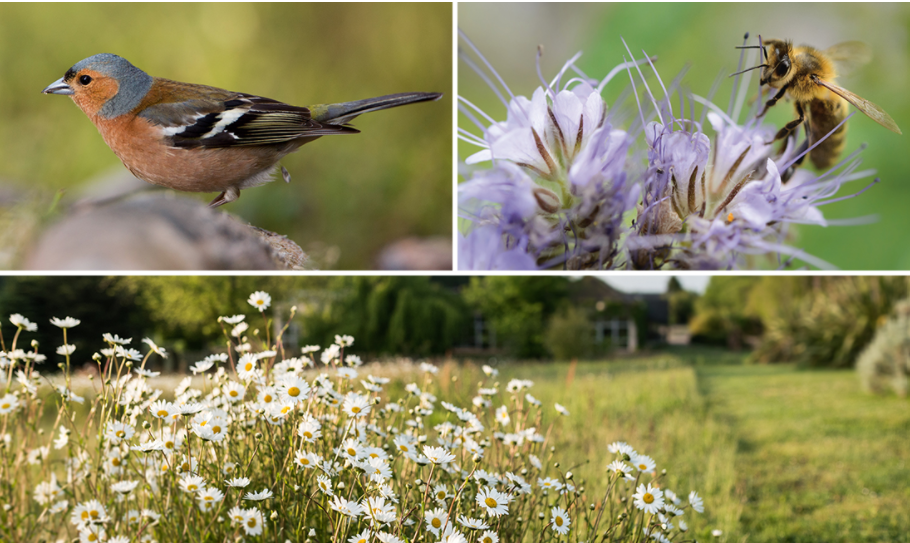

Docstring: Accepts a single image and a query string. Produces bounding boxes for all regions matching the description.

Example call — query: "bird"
[43,54,442,207]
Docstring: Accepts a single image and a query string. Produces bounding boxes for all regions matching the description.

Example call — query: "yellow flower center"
[301,458,309,465]
[351,406,361,414]
[264,394,273,403]
[116,430,125,438]
[165,440,174,449]
[89,510,99,519]
[639,464,647,470]
[81,511,89,520]
[485,497,497,508]
[247,518,257,527]
[188,484,197,491]
[303,431,312,438]
[281,406,291,414]
[244,363,253,371]
[432,518,442,528]
[88,534,97,542]
[483,538,492,543]
[288,387,300,397]
[347,448,356,456]
[644,493,654,504]
[1,403,9,409]
[204,495,213,501]
[229,390,238,397]
[555,516,563,526]
[399,445,408,452]
[111,458,121,467]
[212,426,222,434]
[157,410,169,417]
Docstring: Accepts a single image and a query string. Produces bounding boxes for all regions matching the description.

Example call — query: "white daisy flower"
[425,507,448,536]
[608,460,634,480]
[479,530,500,543]
[248,291,271,312]
[343,392,371,417]
[197,487,224,512]
[632,454,656,473]
[294,451,321,470]
[243,488,273,501]
[111,480,139,495]
[223,381,246,403]
[10,314,37,331]
[0,394,20,415]
[689,490,705,513]
[494,405,510,426]
[554,403,570,416]
[633,483,665,514]
[279,374,311,403]
[422,445,456,465]
[242,507,264,535]
[475,488,511,517]
[550,506,571,535]
[457,515,489,530]
[50,316,81,328]
[179,475,206,493]
[221,315,245,324]
[226,477,250,488]
[317,475,334,496]
[348,528,372,543]
[331,495,364,517]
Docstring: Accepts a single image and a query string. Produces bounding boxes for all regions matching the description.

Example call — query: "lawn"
[491,355,910,542]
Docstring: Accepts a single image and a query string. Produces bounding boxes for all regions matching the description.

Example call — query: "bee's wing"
[814,77,902,134]
[824,41,871,78]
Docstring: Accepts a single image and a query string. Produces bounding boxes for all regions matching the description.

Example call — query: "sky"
[596,275,711,294]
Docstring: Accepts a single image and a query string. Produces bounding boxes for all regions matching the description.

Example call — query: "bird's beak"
[42,77,74,95]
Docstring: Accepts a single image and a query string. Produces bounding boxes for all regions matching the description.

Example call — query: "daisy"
[248,291,271,311]
[132,439,166,453]
[294,451,321,470]
[538,477,563,492]
[190,359,214,374]
[338,367,358,379]
[72,500,106,525]
[525,393,541,406]
[242,507,264,536]
[222,381,246,403]
[244,488,273,501]
[50,316,81,328]
[237,354,258,379]
[457,515,489,530]
[689,491,705,513]
[34,475,63,505]
[608,460,634,480]
[134,367,160,378]
[231,322,249,338]
[633,484,665,514]
[302,345,321,354]
[197,487,225,512]
[376,533,404,543]
[476,488,511,517]
[316,475,334,496]
[298,418,322,442]
[0,394,20,415]
[494,405,510,426]
[678,520,688,532]
[482,365,498,376]
[608,441,635,457]
[111,480,139,495]
[104,421,135,444]
[102,333,131,344]
[10,314,37,331]
[480,530,499,543]
[348,528,373,543]
[331,495,364,517]
[222,314,245,324]
[554,403,570,416]
[50,500,69,514]
[257,386,278,405]
[425,507,448,536]
[550,506,571,535]
[343,392,372,417]
[422,445,456,465]
[56,344,76,356]
[225,477,250,488]
[529,454,542,470]
[179,475,206,493]
[149,400,176,420]
[632,454,656,473]
[279,374,311,403]
[78,524,105,543]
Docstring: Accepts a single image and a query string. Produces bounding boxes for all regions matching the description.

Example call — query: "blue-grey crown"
[66,54,154,119]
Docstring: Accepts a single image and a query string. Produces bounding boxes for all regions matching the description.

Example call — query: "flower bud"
[31,340,39,348]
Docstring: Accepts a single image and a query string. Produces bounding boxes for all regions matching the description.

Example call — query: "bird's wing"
[139,93,359,149]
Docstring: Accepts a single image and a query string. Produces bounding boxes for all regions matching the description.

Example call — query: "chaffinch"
[43,54,442,207]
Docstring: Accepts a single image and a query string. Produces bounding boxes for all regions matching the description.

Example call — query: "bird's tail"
[310,92,442,125]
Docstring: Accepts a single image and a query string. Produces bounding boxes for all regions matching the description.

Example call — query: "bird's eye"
[79,75,93,85]
[775,58,790,77]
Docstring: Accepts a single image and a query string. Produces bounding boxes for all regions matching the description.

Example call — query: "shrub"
[856,299,910,396]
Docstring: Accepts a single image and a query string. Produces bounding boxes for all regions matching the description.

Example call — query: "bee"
[735,38,901,170]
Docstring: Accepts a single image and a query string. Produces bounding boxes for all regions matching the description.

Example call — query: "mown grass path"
[697,364,910,543]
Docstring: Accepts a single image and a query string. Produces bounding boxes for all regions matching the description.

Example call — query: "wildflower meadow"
[0,291,709,543]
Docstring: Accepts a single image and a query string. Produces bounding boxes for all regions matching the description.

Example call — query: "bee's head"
[760,39,794,87]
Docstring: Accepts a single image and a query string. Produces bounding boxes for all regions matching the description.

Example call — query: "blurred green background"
[0,3,451,270]
[459,3,910,270]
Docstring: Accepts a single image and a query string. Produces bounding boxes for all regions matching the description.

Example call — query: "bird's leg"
[208,187,240,208]
[767,101,805,145]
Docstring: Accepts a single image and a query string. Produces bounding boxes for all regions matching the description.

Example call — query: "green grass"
[478,356,909,542]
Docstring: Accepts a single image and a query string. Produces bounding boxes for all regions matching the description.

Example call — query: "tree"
[688,277,762,349]
[463,277,570,358]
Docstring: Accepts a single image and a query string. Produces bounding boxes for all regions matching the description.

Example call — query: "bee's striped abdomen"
[807,95,848,170]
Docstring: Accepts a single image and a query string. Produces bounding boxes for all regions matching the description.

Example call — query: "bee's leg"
[767,101,806,145]
[758,84,789,118]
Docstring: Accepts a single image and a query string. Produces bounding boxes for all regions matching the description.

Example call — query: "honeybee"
[736,38,901,170]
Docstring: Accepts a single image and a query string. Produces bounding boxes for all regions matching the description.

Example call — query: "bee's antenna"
[729,64,768,78]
